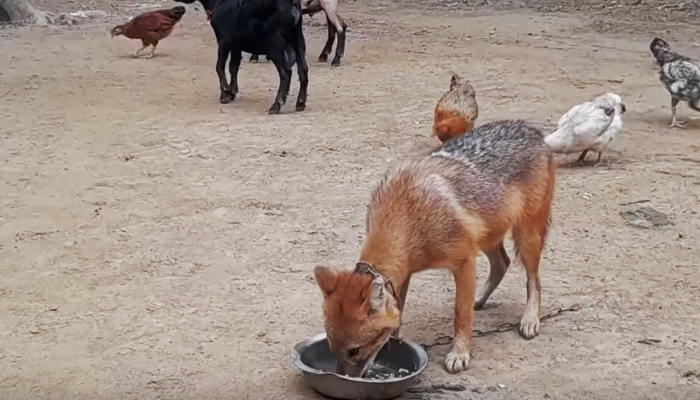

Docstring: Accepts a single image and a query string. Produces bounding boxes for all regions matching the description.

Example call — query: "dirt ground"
[1,0,700,399]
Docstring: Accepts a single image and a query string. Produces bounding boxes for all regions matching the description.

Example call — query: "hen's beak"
[621,104,627,114]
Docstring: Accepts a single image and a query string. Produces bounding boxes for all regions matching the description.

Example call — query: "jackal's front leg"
[392,275,412,338]
[445,259,476,373]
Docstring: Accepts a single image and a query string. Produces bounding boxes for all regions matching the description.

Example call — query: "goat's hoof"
[295,102,306,112]
[249,54,259,62]
[331,58,342,67]
[268,103,281,114]
[220,92,235,104]
[318,53,329,62]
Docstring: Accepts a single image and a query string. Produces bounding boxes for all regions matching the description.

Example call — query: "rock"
[71,10,108,18]
[55,10,108,26]
[620,206,673,228]
[212,207,228,219]
[682,371,699,378]
[54,14,77,26]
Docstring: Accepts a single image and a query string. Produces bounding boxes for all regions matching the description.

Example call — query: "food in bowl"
[292,333,428,400]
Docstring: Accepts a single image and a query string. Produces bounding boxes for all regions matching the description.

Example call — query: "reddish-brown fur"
[315,145,555,376]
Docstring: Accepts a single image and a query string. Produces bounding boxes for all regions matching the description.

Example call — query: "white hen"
[545,93,626,166]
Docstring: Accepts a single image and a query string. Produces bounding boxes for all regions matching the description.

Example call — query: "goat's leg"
[318,17,336,62]
[295,58,309,111]
[327,13,346,67]
[269,57,293,114]
[295,32,309,112]
[216,43,234,104]
[228,51,243,99]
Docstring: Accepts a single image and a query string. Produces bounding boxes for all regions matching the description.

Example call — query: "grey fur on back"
[432,120,549,184]
[370,120,551,219]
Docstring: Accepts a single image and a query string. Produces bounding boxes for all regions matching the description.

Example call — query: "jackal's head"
[314,265,401,377]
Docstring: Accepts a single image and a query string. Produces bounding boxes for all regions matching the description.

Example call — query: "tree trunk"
[0,0,51,25]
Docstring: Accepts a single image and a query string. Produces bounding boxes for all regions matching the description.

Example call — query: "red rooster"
[111,6,186,58]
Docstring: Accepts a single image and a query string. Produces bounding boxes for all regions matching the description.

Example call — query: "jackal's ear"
[450,74,461,90]
[369,277,387,311]
[314,265,338,298]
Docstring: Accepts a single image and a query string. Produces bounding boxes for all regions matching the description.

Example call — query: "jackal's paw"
[519,314,540,340]
[444,351,470,374]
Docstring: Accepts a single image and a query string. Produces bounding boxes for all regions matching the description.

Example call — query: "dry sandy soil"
[1,0,700,399]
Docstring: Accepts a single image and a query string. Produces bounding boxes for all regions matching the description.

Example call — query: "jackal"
[315,120,556,376]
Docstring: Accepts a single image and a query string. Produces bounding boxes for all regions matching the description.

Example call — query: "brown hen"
[433,74,478,143]
[111,6,186,58]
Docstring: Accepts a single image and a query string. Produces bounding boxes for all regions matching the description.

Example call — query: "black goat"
[252,0,347,67]
[175,0,309,114]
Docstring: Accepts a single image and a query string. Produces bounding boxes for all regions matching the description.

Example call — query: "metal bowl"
[291,332,428,400]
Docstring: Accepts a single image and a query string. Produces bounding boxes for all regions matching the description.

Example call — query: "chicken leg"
[567,149,588,167]
[670,98,686,129]
[593,151,604,167]
[133,44,149,58]
[148,42,158,58]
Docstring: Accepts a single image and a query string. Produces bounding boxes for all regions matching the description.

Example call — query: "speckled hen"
[650,37,700,129]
